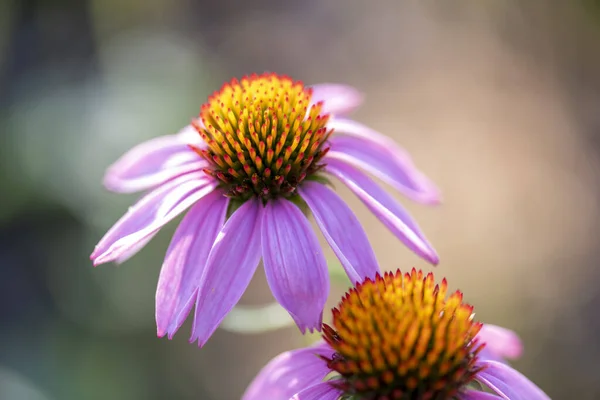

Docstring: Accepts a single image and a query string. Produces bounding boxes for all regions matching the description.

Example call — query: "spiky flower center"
[322,269,484,400]
[191,73,332,200]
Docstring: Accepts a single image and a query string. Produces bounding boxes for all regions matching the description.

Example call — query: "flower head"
[323,269,483,399]
[194,75,331,200]
[243,269,550,400]
[91,73,441,346]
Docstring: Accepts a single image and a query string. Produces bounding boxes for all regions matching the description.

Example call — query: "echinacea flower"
[90,73,440,346]
[243,269,550,400]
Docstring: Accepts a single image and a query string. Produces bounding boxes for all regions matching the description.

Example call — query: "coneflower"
[91,73,440,346]
[243,269,549,400]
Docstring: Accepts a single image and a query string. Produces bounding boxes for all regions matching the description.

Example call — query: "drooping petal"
[103,126,206,193]
[326,133,440,204]
[261,199,328,333]
[309,84,363,115]
[91,173,216,265]
[459,390,502,400]
[190,199,263,346]
[475,360,550,400]
[291,381,343,400]
[113,232,157,264]
[477,324,523,361]
[299,181,379,284]
[155,191,230,339]
[325,159,439,265]
[242,342,335,400]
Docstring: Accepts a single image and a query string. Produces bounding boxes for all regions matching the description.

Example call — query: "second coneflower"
[243,269,550,400]
[90,73,440,346]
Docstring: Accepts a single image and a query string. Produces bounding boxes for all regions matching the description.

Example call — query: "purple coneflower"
[243,269,550,400]
[91,73,440,346]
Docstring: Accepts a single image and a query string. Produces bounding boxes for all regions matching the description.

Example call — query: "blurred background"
[1,0,600,399]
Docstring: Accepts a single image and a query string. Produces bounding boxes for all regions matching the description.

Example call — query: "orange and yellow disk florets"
[192,73,332,200]
[322,269,484,400]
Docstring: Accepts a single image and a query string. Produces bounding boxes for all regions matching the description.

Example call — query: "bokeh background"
[2,1,600,399]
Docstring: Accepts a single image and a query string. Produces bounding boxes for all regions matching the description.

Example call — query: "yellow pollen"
[191,73,332,200]
[322,269,484,400]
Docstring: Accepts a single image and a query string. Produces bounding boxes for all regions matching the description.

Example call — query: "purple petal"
[477,324,523,361]
[104,126,206,193]
[309,84,363,115]
[176,123,205,145]
[299,181,379,283]
[326,133,440,204]
[261,199,328,333]
[113,232,157,264]
[156,192,229,339]
[190,199,263,346]
[291,381,343,400]
[459,390,502,400]
[476,360,550,400]
[242,342,334,400]
[325,159,439,265]
[91,173,216,265]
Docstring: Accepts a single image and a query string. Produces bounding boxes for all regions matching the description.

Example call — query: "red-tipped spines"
[321,268,484,399]
[196,73,330,201]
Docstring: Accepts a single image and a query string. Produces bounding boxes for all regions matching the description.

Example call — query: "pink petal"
[460,391,502,400]
[309,84,363,115]
[299,181,379,284]
[176,123,204,145]
[156,192,229,339]
[242,342,334,400]
[113,233,157,264]
[103,126,206,194]
[476,360,550,400]
[261,199,328,333]
[325,159,439,265]
[477,324,523,361]
[190,199,263,346]
[291,381,343,400]
[91,173,216,265]
[327,133,440,204]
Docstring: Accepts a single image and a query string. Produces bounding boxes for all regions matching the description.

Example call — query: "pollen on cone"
[322,268,484,399]
[193,73,332,200]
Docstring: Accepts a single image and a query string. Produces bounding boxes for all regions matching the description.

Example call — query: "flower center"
[322,269,484,400]
[192,73,332,200]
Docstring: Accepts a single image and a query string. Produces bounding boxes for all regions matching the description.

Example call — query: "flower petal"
[261,199,328,333]
[475,360,550,400]
[91,173,216,265]
[325,159,439,265]
[477,324,523,362]
[299,181,379,284]
[176,123,205,145]
[190,199,263,346]
[113,232,157,264]
[242,342,334,400]
[309,84,363,115]
[291,381,343,400]
[326,133,440,204]
[103,127,206,193]
[156,191,229,339]
[459,390,502,400]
